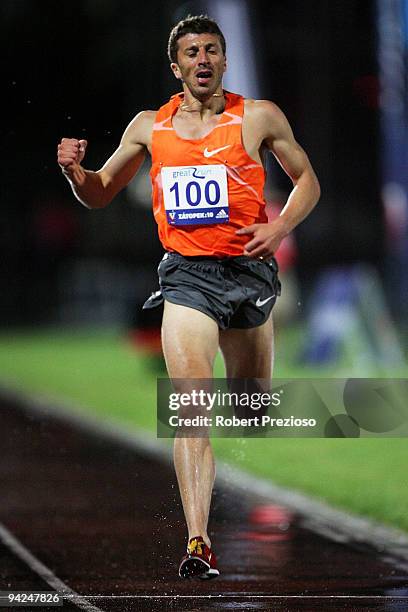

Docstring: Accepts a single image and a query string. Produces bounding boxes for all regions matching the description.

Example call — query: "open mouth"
[196,70,212,85]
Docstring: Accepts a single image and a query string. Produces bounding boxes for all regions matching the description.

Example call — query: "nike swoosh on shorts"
[203,145,231,158]
[256,295,275,307]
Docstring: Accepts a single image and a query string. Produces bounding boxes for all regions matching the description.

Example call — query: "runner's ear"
[171,62,182,80]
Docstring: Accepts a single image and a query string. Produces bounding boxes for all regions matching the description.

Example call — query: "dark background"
[1,0,386,328]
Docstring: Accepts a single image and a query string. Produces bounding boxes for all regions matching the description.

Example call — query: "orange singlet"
[150,91,268,257]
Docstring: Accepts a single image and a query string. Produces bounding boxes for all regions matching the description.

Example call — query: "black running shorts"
[143,252,281,330]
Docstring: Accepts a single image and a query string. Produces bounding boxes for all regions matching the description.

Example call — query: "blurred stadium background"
[1,0,408,530]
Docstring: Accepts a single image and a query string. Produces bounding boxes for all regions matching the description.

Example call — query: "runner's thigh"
[162,301,220,379]
[219,313,274,380]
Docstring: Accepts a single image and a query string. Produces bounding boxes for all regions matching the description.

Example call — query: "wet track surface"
[1,395,408,611]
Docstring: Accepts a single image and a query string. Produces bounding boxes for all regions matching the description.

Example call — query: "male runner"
[57,15,320,579]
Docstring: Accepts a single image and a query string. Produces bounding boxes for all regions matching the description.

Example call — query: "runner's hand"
[57,138,88,172]
[236,219,287,259]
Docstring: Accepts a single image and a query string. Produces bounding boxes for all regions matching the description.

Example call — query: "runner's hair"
[167,14,226,63]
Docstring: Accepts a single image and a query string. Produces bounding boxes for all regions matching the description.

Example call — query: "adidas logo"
[215,209,228,219]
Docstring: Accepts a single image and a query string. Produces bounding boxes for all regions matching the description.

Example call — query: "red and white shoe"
[178,536,219,579]
[198,547,219,580]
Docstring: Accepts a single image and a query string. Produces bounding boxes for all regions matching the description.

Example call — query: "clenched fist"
[57,138,88,171]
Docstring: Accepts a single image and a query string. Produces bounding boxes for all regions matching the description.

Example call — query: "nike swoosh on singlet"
[203,145,231,158]
[256,295,275,307]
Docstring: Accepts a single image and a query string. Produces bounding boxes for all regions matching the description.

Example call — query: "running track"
[1,394,408,611]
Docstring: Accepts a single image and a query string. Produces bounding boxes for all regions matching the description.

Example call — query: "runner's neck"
[179,89,226,118]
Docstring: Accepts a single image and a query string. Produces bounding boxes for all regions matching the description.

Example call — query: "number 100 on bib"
[161,165,230,226]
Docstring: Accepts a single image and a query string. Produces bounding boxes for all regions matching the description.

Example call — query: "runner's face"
[171,33,226,98]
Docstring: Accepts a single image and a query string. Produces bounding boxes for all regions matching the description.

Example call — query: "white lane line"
[66,594,408,599]
[0,523,105,612]
[2,384,408,569]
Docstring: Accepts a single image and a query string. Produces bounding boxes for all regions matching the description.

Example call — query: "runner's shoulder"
[244,98,288,125]
[127,110,157,131]
[244,98,288,136]
[122,110,158,146]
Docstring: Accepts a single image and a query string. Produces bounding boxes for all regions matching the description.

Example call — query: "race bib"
[161,165,229,226]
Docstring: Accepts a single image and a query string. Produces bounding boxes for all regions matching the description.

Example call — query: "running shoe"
[178,536,219,579]
[198,547,219,580]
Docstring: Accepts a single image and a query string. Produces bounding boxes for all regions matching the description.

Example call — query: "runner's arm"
[58,111,155,209]
[263,101,320,234]
[237,101,320,257]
